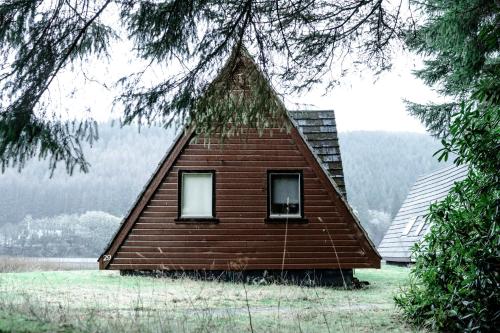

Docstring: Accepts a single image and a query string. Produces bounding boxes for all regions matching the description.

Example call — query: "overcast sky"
[56,54,434,134]
[50,26,437,135]
[285,53,438,133]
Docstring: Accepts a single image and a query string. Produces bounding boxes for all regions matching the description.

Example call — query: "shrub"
[395,87,500,331]
[395,170,499,331]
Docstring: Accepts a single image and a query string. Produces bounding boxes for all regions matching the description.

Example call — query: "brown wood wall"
[107,128,379,270]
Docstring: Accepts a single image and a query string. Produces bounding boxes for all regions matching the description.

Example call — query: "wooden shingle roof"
[377,164,468,263]
[288,110,346,197]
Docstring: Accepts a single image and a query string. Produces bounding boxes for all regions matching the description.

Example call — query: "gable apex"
[213,47,346,197]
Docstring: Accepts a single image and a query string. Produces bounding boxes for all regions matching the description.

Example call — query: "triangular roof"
[99,48,379,267]
[378,164,468,262]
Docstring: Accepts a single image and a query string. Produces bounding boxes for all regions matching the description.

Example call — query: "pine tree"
[404,0,499,138]
[0,0,403,173]
[395,1,499,331]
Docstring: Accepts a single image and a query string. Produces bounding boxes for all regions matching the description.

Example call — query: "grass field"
[0,264,424,333]
[0,256,96,272]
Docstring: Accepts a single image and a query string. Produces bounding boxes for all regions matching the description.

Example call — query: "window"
[401,216,418,236]
[415,217,427,236]
[178,171,216,220]
[267,171,304,221]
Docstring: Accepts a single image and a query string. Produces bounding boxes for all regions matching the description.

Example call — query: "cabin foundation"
[120,269,353,287]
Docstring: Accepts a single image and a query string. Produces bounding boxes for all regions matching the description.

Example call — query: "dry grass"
[0,263,427,333]
[0,256,96,273]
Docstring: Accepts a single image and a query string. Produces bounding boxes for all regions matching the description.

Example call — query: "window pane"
[402,216,418,236]
[270,174,300,216]
[181,173,213,217]
[415,217,427,236]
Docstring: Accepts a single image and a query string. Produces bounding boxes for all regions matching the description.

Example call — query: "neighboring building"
[378,164,468,264]
[99,49,380,283]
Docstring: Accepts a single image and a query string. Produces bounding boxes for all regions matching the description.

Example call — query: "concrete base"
[120,269,354,287]
[385,261,412,267]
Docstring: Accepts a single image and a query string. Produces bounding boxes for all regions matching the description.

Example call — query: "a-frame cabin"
[378,165,468,264]
[99,49,380,284]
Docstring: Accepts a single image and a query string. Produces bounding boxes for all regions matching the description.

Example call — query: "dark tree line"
[0,211,120,257]
[0,123,173,225]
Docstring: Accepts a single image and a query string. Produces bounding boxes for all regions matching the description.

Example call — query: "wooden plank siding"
[102,127,380,271]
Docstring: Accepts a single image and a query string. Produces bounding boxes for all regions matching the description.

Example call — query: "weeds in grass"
[0,261,421,332]
[0,256,95,272]
[243,283,254,333]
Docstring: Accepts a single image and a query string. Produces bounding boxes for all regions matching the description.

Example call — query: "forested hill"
[0,124,175,226]
[340,131,450,243]
[0,124,449,245]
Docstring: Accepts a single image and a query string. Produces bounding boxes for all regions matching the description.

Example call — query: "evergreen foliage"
[395,0,500,331]
[1,0,404,173]
[396,87,500,333]
[0,123,175,225]
[405,0,499,138]
[0,1,113,173]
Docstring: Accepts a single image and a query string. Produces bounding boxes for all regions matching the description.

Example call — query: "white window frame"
[268,172,302,218]
[179,171,215,219]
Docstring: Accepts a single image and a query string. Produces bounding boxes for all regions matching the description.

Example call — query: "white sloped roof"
[377,164,468,262]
